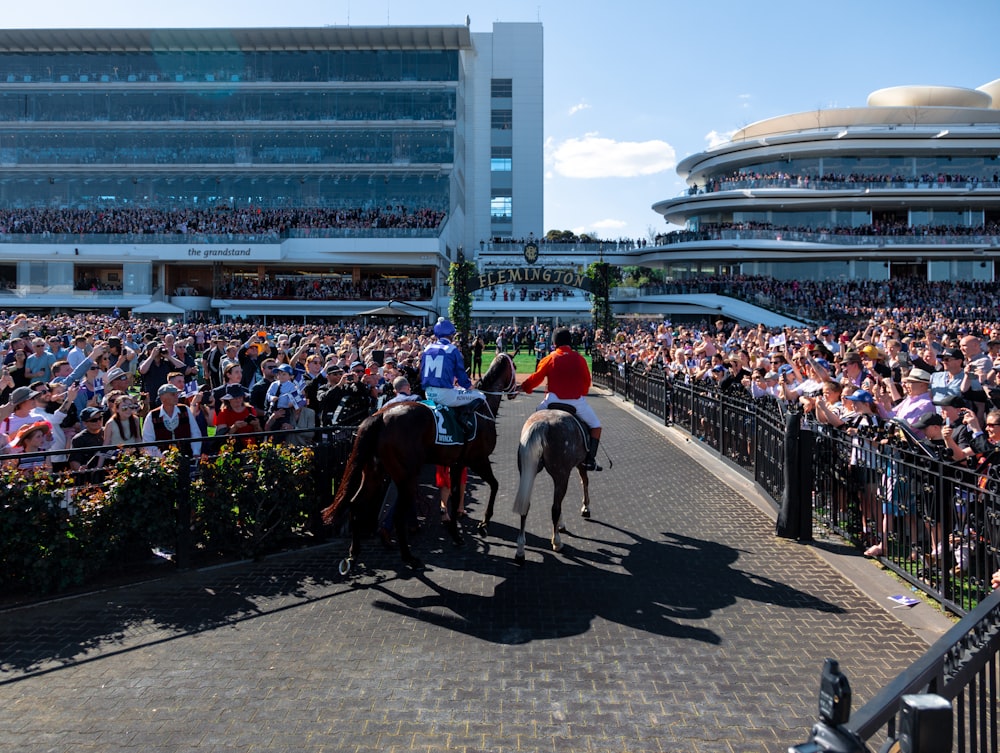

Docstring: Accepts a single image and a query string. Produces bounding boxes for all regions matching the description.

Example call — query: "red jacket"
[521,346,591,399]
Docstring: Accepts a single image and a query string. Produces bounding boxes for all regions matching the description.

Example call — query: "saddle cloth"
[420,400,472,445]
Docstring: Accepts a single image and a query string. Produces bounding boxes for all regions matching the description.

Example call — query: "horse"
[322,352,517,573]
[483,407,593,565]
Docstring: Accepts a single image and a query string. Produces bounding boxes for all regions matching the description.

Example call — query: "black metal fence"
[596,364,1000,616]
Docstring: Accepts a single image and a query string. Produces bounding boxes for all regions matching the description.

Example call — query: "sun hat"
[9,386,38,406]
[902,368,931,383]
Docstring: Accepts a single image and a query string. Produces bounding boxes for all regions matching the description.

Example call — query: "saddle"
[548,402,591,434]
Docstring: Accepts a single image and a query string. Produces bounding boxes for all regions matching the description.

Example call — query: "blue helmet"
[433,317,456,338]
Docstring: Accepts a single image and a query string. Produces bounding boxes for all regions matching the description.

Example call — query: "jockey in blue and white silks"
[421,318,486,412]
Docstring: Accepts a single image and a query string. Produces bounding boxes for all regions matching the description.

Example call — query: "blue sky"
[5,0,1000,241]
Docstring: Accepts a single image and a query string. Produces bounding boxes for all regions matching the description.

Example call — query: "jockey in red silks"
[519,327,603,471]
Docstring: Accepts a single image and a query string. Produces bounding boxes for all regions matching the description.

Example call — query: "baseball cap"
[911,412,944,430]
[157,383,181,396]
[939,347,963,360]
[934,393,967,408]
[843,389,874,404]
[79,407,103,422]
[275,364,294,375]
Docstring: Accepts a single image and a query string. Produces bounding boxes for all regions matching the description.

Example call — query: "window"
[491,146,511,171]
[491,79,512,98]
[491,109,512,130]
[491,194,512,220]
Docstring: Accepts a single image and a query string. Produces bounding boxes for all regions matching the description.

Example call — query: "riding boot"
[459,403,478,437]
[582,436,602,471]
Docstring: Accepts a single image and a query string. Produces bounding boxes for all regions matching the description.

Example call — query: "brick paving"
[0,389,931,753]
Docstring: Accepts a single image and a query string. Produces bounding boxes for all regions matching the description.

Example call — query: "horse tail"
[321,414,382,525]
[512,419,545,517]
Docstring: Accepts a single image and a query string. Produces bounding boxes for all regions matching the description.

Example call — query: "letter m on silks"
[423,354,445,379]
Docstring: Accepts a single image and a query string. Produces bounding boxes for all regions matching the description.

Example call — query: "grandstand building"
[0,23,543,320]
[645,78,1000,284]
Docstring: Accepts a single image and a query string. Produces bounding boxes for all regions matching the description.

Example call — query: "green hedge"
[0,441,318,597]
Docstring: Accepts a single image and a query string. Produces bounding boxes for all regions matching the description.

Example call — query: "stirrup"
[581,458,602,472]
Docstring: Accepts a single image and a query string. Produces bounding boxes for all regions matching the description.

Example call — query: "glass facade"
[0,50,460,85]
[0,44,459,213]
[0,88,457,123]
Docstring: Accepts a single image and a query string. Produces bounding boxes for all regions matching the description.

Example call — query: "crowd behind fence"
[594,362,999,616]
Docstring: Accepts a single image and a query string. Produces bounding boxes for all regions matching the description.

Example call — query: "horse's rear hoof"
[403,555,424,570]
[338,557,353,576]
[514,553,525,566]
[476,520,490,536]
[581,507,591,519]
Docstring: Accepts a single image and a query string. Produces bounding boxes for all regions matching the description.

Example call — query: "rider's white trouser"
[536,392,601,429]
[425,386,486,408]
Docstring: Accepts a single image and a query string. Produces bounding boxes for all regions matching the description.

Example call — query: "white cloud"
[591,218,627,230]
[705,129,736,149]
[548,133,676,179]
[738,93,752,109]
[568,102,591,116]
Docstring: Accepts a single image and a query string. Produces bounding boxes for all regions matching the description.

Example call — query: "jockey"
[420,317,486,435]
[519,327,603,471]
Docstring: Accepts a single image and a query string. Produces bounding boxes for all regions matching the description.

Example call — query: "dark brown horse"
[322,353,516,572]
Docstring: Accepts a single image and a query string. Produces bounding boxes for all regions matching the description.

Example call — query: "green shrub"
[0,467,92,594]
[89,449,181,565]
[193,440,315,558]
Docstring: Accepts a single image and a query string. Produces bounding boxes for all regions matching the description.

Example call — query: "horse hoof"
[450,532,464,547]
[476,520,489,536]
[514,553,525,566]
[581,507,591,519]
[552,541,563,553]
[403,555,424,570]
[338,558,353,576]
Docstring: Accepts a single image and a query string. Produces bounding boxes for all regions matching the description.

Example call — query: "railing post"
[175,453,192,569]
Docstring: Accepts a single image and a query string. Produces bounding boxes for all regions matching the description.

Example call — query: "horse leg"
[393,477,423,569]
[515,515,528,565]
[551,474,568,552]
[474,461,500,536]
[579,467,591,519]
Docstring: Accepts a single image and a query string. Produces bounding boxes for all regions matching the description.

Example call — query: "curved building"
[647,77,1000,283]
[0,24,543,319]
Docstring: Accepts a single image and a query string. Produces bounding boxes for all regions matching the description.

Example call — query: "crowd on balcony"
[693,170,1000,194]
[655,220,1000,245]
[0,204,447,237]
[216,275,432,301]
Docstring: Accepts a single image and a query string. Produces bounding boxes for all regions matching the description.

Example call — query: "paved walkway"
[0,387,953,753]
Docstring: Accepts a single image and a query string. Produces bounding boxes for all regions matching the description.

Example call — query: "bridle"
[476,352,519,399]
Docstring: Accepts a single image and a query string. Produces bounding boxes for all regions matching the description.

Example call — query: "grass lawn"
[485,350,592,375]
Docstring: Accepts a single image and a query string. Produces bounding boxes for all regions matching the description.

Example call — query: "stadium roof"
[0,26,474,53]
